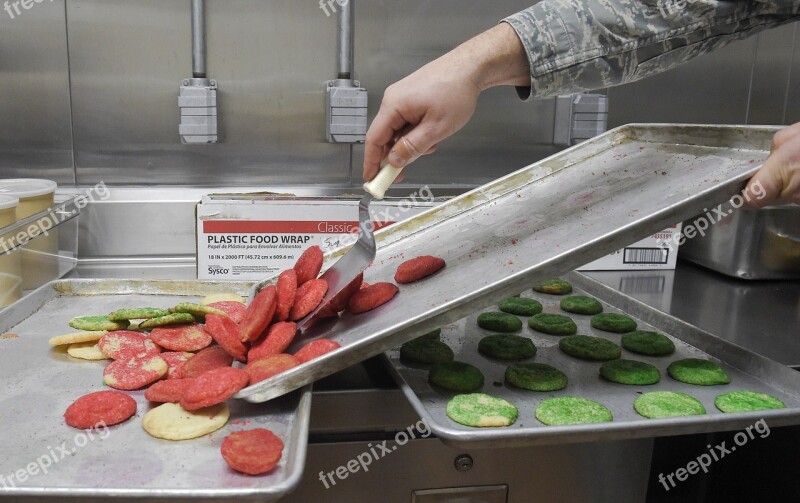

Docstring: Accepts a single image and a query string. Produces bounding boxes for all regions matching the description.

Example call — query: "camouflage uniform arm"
[504,0,800,99]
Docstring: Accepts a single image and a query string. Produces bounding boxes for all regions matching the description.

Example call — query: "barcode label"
[623,247,669,264]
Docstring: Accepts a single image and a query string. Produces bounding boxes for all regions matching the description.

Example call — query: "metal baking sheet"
[0,279,310,501]
[384,271,800,448]
[238,124,777,403]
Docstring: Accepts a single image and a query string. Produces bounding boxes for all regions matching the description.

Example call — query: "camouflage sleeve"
[503,0,800,99]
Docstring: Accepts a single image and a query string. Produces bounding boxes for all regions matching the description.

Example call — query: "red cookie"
[98,331,160,360]
[221,428,284,475]
[150,324,212,352]
[245,354,300,385]
[315,273,363,319]
[144,378,196,403]
[248,322,297,362]
[394,255,446,284]
[294,339,340,364]
[289,279,328,321]
[204,314,247,362]
[293,246,323,286]
[180,367,249,411]
[346,282,399,314]
[64,390,137,429]
[207,301,246,324]
[103,354,168,390]
[160,351,194,379]
[273,269,298,322]
[176,346,233,379]
[240,286,277,343]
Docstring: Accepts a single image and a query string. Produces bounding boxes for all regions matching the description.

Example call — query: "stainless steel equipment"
[237,123,774,403]
[0,279,310,501]
[179,0,218,144]
[385,271,800,448]
[680,204,800,279]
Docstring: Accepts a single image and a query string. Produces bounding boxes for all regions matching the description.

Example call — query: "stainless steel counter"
[584,260,800,367]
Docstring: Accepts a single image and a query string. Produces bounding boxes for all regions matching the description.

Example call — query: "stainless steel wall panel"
[608,39,756,127]
[0,0,74,183]
[353,0,559,186]
[747,22,797,125]
[67,0,349,186]
[786,24,800,124]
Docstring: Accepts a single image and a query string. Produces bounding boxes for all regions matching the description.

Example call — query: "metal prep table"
[57,258,800,503]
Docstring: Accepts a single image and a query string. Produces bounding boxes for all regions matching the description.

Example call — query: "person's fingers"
[363,105,412,181]
[745,133,800,207]
[771,122,800,151]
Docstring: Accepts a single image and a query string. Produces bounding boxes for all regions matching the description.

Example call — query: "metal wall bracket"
[554,93,608,147]
[179,78,218,144]
[326,79,367,144]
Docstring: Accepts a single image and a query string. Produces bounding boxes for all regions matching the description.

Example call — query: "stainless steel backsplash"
[0,1,798,188]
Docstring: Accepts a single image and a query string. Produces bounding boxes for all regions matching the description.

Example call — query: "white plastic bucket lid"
[0,179,57,199]
[0,195,19,211]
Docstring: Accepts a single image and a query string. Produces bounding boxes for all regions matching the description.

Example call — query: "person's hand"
[746,122,800,207]
[363,23,530,181]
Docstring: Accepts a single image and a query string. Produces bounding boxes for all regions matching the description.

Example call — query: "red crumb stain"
[511,239,518,245]
[507,260,514,265]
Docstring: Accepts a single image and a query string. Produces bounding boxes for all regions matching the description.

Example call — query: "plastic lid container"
[0,179,57,199]
[0,195,19,211]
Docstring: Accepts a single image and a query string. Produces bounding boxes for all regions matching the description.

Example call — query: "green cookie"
[536,397,612,425]
[532,279,573,295]
[559,335,621,361]
[591,313,637,333]
[498,297,543,317]
[600,359,661,385]
[505,363,568,391]
[634,391,706,419]
[620,331,675,356]
[714,391,786,413]
[170,302,228,319]
[429,361,484,392]
[668,358,731,386]
[527,313,578,336]
[68,315,129,332]
[400,338,454,364]
[478,334,536,361]
[138,312,196,329]
[108,307,170,321]
[477,312,522,332]
[446,393,518,427]
[560,295,603,315]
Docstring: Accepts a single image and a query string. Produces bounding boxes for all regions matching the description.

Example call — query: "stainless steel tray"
[0,279,310,501]
[238,124,777,403]
[384,271,800,448]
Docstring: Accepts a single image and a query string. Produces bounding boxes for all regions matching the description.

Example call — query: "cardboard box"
[577,224,682,271]
[196,192,440,280]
